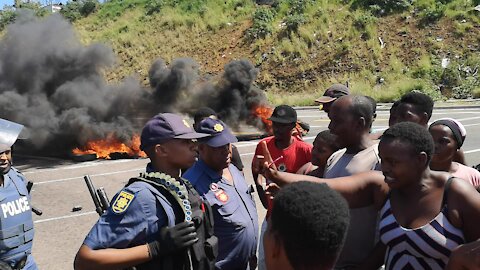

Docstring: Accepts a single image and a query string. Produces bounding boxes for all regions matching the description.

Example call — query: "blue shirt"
[184,160,258,270]
[83,180,171,251]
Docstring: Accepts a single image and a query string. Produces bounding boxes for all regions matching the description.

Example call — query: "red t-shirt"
[253,136,312,216]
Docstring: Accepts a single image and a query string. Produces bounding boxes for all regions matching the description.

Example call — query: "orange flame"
[72,134,146,159]
[252,105,273,134]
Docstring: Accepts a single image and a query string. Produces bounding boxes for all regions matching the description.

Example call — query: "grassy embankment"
[5,0,480,105]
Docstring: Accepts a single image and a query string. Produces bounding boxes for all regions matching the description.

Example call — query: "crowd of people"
[1,84,480,270]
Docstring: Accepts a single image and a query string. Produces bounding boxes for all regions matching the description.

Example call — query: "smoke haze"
[0,12,268,155]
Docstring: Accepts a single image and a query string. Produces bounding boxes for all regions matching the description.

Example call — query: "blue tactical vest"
[0,168,36,269]
[127,176,217,270]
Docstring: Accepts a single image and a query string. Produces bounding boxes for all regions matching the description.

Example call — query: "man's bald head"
[328,95,375,149]
[330,95,374,129]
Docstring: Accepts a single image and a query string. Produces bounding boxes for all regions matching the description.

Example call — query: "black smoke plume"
[0,12,268,156]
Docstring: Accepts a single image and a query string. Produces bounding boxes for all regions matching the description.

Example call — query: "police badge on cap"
[0,119,24,152]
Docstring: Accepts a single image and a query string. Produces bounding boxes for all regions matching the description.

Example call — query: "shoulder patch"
[112,191,135,214]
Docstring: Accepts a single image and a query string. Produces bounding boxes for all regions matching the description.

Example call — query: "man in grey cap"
[315,84,350,113]
[184,118,259,270]
[0,119,38,270]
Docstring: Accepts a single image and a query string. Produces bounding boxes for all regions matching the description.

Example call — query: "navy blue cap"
[140,113,209,151]
[196,118,238,147]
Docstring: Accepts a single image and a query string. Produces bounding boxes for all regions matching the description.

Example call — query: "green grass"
[12,0,468,104]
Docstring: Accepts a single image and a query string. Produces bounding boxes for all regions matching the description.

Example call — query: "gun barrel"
[32,207,42,216]
[26,181,33,193]
[97,187,110,212]
[84,175,104,216]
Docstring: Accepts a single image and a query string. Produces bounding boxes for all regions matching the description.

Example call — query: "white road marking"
[34,211,97,224]
[465,149,480,154]
[35,168,144,185]
[23,159,143,175]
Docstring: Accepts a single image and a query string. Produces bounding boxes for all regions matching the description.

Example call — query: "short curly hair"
[270,182,350,269]
[382,121,434,162]
[400,91,434,120]
[315,130,339,152]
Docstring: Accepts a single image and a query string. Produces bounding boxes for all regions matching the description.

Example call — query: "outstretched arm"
[263,168,388,209]
[252,141,276,209]
[252,155,268,209]
[75,221,197,270]
[74,244,150,270]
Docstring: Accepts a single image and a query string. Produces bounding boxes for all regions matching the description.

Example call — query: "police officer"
[74,113,218,270]
[184,118,258,270]
[0,119,38,270]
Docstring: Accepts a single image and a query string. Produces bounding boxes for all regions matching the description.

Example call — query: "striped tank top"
[379,178,465,270]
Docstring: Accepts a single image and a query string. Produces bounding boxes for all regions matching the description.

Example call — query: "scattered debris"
[441,58,450,68]
[72,206,83,212]
[378,37,386,49]
[71,153,97,162]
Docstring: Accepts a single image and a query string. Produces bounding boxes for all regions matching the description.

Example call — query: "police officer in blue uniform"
[74,113,218,270]
[184,118,259,270]
[0,119,38,270]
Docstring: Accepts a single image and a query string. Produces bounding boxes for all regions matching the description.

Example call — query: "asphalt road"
[14,106,480,270]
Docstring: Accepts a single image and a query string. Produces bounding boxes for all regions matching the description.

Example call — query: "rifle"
[84,175,110,216]
[26,181,42,216]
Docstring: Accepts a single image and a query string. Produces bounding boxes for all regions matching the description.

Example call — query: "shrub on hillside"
[145,0,165,15]
[246,7,275,39]
[284,13,306,33]
[17,2,48,17]
[0,3,48,30]
[418,3,445,26]
[62,0,98,21]
[353,12,376,29]
[286,0,313,14]
[253,6,275,22]
[0,9,17,30]
[351,0,412,15]
[80,1,98,16]
[61,1,82,21]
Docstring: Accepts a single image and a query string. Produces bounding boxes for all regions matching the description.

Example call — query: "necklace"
[140,172,192,222]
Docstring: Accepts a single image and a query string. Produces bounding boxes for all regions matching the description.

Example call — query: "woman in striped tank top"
[262,122,480,269]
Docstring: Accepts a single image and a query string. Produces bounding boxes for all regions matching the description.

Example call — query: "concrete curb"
[294,99,480,111]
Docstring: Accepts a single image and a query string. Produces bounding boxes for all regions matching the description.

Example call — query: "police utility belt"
[127,172,218,270]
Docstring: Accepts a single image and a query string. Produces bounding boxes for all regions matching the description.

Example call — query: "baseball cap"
[315,84,350,104]
[0,118,24,152]
[268,105,297,124]
[196,118,238,147]
[140,113,209,151]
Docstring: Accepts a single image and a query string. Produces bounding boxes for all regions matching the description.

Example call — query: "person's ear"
[355,116,366,129]
[420,112,429,126]
[154,143,168,158]
[418,151,429,167]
